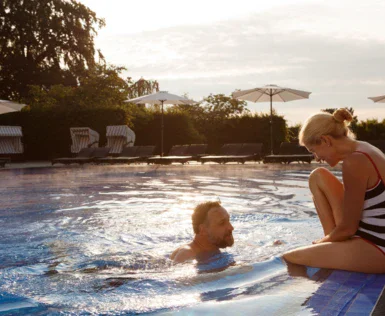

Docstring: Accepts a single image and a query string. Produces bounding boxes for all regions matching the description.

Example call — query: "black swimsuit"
[354,151,385,255]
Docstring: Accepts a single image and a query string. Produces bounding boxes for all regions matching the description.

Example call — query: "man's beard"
[209,232,234,248]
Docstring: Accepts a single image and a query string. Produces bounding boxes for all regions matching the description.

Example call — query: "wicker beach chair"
[70,127,99,153]
[0,126,24,155]
[106,125,135,155]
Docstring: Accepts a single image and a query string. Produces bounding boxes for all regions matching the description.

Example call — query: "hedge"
[194,114,287,154]
[0,108,288,159]
[132,112,205,155]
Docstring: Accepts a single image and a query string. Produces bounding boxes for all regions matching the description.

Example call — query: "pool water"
[0,164,337,315]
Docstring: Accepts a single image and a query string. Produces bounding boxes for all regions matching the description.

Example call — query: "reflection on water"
[0,164,332,314]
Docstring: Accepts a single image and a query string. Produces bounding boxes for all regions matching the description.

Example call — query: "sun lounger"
[187,144,208,159]
[200,143,263,164]
[368,140,385,153]
[0,157,10,168]
[70,127,99,153]
[88,147,111,163]
[200,143,242,164]
[52,147,111,165]
[234,143,264,163]
[108,145,157,164]
[95,146,138,164]
[106,125,136,155]
[263,142,313,164]
[52,147,95,165]
[168,145,190,156]
[132,146,157,163]
[147,144,208,165]
[147,145,190,165]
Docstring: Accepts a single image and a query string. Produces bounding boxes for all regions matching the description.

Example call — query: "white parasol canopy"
[232,84,311,154]
[126,91,196,156]
[126,91,196,105]
[0,99,27,115]
[368,95,385,103]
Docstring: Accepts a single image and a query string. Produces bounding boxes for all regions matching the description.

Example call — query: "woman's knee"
[309,167,330,190]
[309,167,339,190]
[283,247,308,265]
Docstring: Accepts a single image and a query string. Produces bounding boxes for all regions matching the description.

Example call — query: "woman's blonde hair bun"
[299,108,355,146]
[333,108,353,125]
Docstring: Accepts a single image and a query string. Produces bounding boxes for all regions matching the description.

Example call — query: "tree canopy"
[169,93,249,122]
[0,0,105,101]
[25,67,161,110]
[126,77,159,99]
[200,93,249,119]
[25,64,130,110]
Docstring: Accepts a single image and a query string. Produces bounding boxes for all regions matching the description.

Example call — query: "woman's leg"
[283,238,385,273]
[309,167,344,235]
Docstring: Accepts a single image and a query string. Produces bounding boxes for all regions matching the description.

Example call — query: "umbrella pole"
[161,100,164,157]
[270,94,273,155]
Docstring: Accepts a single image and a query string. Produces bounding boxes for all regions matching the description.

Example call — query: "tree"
[126,77,159,99]
[76,64,129,107]
[26,84,76,110]
[200,94,249,120]
[26,64,130,110]
[169,102,205,119]
[0,0,105,101]
[169,93,251,141]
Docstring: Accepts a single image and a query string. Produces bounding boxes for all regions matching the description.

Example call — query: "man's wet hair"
[192,201,221,234]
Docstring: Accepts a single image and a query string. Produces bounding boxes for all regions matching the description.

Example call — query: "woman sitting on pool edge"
[283,108,385,273]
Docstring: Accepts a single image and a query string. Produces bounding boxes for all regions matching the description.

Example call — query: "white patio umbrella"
[126,91,196,156]
[232,84,311,154]
[0,99,27,115]
[368,95,385,103]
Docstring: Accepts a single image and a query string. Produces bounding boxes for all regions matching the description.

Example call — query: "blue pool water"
[0,164,340,314]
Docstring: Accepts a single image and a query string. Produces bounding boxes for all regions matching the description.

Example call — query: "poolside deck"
[0,160,342,172]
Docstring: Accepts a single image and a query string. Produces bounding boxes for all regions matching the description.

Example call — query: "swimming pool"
[0,163,336,314]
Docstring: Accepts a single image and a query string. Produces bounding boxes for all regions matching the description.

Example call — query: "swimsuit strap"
[354,150,382,179]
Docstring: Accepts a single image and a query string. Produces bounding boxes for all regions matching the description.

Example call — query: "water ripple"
[0,164,330,314]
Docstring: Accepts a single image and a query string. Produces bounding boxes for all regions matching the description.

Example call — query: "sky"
[79,0,385,125]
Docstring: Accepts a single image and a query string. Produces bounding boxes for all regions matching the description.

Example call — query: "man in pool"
[171,201,234,263]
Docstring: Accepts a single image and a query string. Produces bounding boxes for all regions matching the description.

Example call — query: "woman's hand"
[312,235,330,244]
[316,223,358,244]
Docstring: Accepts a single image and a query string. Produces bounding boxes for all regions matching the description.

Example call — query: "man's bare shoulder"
[170,244,196,263]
